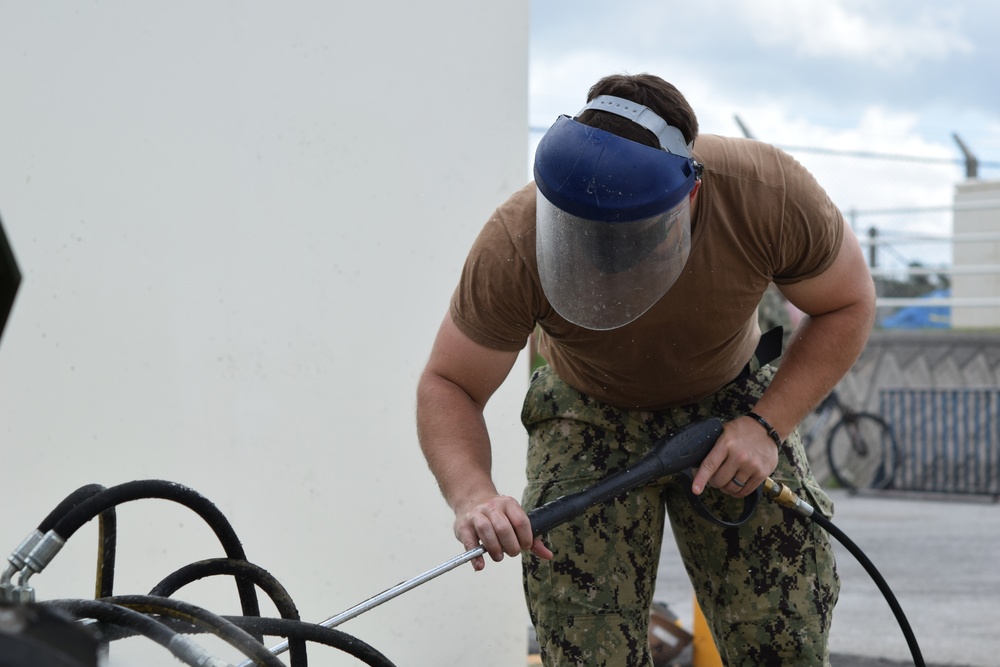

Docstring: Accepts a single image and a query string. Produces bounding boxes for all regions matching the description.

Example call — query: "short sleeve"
[449,187,540,351]
[772,152,844,283]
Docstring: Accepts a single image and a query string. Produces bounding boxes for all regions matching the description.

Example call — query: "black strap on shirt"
[755,326,784,367]
[732,326,784,385]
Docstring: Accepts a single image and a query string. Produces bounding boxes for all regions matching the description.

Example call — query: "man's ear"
[689,179,702,201]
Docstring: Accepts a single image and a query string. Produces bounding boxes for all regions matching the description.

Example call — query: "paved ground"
[653,488,999,667]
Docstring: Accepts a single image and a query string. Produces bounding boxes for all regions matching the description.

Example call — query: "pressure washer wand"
[249,419,725,664]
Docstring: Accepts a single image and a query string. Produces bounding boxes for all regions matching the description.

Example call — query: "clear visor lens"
[537,190,691,330]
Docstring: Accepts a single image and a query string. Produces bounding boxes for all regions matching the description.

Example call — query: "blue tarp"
[880,289,951,329]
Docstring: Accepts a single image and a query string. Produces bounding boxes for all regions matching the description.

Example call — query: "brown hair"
[577,73,699,149]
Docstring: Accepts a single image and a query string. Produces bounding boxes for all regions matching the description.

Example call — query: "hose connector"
[17,530,66,587]
[762,478,814,518]
[1,529,44,602]
[3,530,44,580]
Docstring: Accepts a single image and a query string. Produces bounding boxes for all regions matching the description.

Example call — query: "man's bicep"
[421,313,521,409]
[778,226,875,317]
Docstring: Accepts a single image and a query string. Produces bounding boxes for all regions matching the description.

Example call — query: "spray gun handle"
[527,419,724,536]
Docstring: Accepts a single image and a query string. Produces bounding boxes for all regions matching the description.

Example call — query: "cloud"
[531,0,1000,119]
[739,1,974,68]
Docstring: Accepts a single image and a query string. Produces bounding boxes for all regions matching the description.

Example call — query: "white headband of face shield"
[577,95,693,158]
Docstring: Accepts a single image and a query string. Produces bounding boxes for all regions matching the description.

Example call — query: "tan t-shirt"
[450,134,844,410]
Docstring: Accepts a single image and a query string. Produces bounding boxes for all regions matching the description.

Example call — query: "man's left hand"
[690,416,779,497]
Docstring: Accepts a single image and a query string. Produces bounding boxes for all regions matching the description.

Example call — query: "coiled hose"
[103,594,286,667]
[45,598,228,667]
[47,480,262,626]
[15,480,398,666]
[150,558,307,667]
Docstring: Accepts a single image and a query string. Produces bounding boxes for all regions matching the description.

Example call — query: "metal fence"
[880,388,1000,496]
[863,227,1000,309]
[776,135,1000,314]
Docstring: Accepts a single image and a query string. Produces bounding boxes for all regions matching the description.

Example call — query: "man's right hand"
[454,494,554,571]
[417,315,553,568]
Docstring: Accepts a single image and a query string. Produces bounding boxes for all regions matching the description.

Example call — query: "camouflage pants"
[520,364,840,667]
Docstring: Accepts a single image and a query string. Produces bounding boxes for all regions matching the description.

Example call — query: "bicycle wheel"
[826,413,897,490]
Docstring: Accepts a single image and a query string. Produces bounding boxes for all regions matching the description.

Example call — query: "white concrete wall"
[952,180,1000,329]
[0,3,530,665]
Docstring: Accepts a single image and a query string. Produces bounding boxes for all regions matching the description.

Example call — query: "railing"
[851,212,1000,309]
[881,388,1000,496]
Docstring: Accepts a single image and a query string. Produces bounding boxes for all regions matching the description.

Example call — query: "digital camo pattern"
[520,364,839,666]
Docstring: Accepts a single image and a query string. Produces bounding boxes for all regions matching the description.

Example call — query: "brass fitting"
[762,478,814,517]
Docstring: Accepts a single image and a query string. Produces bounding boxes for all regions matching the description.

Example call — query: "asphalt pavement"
[654,488,1000,667]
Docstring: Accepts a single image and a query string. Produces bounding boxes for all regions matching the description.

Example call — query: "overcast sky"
[528,0,1000,269]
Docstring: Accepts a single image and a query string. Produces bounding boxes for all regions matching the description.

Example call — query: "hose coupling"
[3,529,44,585]
[762,478,814,518]
[18,530,66,585]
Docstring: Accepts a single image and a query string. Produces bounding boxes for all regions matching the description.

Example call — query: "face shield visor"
[534,97,700,330]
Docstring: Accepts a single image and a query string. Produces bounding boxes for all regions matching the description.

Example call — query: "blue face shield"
[534,97,700,330]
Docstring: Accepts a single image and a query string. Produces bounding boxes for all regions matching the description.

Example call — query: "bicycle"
[798,390,898,490]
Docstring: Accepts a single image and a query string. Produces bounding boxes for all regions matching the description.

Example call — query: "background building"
[953,179,1000,328]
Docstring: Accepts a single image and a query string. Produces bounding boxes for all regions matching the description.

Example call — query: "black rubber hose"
[100,612,398,667]
[105,594,284,667]
[810,513,926,667]
[43,598,218,667]
[34,483,118,599]
[225,616,397,667]
[149,558,306,667]
[37,484,106,533]
[49,480,262,625]
[149,558,299,620]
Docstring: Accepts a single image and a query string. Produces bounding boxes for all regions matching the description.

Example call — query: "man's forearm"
[752,300,875,440]
[416,370,498,512]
